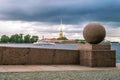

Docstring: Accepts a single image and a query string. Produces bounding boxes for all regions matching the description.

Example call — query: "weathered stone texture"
[2,47,28,65]
[0,43,116,67]
[91,51,116,67]
[79,51,92,66]
[53,50,79,64]
[28,48,54,64]
[77,43,111,50]
[0,47,79,65]
[80,50,116,67]
[0,47,3,64]
[78,43,116,67]
[83,22,106,44]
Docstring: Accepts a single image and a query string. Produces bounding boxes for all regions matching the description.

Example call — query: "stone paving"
[0,63,119,72]
[0,70,120,80]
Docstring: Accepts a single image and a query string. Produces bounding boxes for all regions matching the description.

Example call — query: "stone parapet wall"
[0,44,116,67]
[0,47,79,65]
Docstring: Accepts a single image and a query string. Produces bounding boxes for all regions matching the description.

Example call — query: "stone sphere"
[83,22,106,44]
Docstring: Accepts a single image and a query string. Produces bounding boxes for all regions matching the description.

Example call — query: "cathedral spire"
[59,18,63,38]
[60,18,62,32]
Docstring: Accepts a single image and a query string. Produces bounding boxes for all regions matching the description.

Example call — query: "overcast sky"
[0,0,120,41]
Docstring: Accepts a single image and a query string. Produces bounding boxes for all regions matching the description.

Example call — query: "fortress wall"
[0,47,79,65]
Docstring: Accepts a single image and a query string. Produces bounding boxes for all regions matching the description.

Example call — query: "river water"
[0,43,119,63]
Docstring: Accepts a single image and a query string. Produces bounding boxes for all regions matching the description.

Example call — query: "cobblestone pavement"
[0,64,119,80]
[0,70,120,80]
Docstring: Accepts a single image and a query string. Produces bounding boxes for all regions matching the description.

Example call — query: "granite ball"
[83,22,106,44]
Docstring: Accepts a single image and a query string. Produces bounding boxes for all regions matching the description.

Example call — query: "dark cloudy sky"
[0,0,120,41]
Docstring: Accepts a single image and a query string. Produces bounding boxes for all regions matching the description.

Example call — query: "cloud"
[0,20,119,41]
[0,0,119,41]
[0,20,85,39]
[0,0,120,24]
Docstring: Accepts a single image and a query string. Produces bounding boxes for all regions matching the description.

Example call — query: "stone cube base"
[80,50,116,67]
[78,43,116,67]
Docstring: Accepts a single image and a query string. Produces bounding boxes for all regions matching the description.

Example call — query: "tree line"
[0,34,39,43]
[57,36,68,40]
[74,39,86,44]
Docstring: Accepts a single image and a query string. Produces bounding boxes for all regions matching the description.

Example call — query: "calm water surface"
[0,43,119,63]
[111,43,120,63]
[0,43,77,50]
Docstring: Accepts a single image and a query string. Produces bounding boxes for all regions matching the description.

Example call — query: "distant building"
[49,38,57,40]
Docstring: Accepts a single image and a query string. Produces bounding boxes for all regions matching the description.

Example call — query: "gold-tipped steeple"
[59,18,63,38]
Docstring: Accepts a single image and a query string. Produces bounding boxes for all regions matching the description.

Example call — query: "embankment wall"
[0,46,116,67]
[0,47,79,65]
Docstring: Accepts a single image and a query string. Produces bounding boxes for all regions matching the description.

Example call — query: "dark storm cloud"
[0,0,120,25]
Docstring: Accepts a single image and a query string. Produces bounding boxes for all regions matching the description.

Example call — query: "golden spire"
[60,18,62,32]
[59,18,63,38]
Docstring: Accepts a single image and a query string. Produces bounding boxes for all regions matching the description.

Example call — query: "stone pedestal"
[77,43,116,67]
